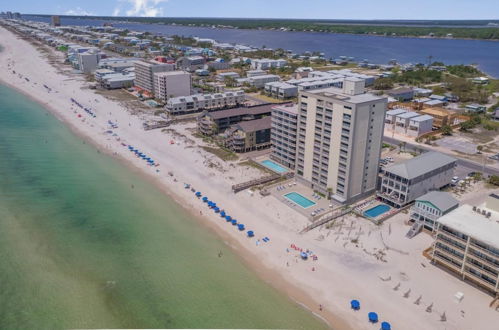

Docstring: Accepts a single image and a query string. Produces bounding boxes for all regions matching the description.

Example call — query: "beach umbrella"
[300,252,308,259]
[196,192,202,197]
[368,312,378,323]
[381,322,391,330]
[225,215,232,222]
[237,224,245,231]
[214,207,220,213]
[247,231,254,237]
[350,300,360,310]
[202,197,208,202]
[231,220,237,225]
[220,211,226,217]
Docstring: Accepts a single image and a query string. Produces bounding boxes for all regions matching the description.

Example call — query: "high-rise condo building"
[295,78,387,204]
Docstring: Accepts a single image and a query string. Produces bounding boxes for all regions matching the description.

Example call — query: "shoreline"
[0,28,348,329]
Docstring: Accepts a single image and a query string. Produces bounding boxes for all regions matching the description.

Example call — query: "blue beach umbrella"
[214,207,220,213]
[237,224,245,231]
[368,312,378,323]
[247,230,254,237]
[202,197,208,202]
[350,300,360,310]
[231,220,237,225]
[225,215,232,222]
[381,322,391,330]
[220,211,226,217]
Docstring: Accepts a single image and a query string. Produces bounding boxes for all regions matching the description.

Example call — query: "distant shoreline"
[24,14,499,41]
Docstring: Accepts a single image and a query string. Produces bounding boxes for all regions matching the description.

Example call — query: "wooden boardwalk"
[232,174,281,193]
[300,207,352,234]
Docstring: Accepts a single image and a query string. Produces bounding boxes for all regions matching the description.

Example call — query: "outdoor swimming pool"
[363,204,391,218]
[261,160,288,173]
[284,192,316,209]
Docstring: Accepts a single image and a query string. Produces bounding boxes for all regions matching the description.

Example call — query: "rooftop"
[437,204,499,249]
[307,86,386,104]
[203,104,278,120]
[410,114,434,122]
[386,108,407,116]
[397,112,420,119]
[384,151,456,180]
[416,191,458,212]
[272,103,299,115]
[235,116,272,133]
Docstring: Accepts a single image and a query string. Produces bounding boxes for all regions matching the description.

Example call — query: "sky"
[2,0,499,20]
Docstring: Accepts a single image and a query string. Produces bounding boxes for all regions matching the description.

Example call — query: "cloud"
[65,7,94,16]
[113,0,168,17]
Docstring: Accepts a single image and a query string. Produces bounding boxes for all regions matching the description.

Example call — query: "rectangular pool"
[363,204,391,218]
[261,160,288,173]
[284,192,316,209]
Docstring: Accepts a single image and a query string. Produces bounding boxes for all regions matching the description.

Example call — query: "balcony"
[433,252,463,272]
[469,241,499,260]
[467,248,499,269]
[465,257,499,279]
[463,268,497,290]
[438,228,468,244]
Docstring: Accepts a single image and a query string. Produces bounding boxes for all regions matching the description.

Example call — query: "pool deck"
[267,179,336,220]
[353,199,404,224]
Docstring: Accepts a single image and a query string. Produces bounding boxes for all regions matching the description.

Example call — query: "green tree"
[373,78,394,90]
[441,125,453,136]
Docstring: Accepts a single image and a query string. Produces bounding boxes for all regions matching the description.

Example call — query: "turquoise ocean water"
[0,84,327,329]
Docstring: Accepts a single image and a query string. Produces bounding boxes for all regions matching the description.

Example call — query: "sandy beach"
[1,25,498,330]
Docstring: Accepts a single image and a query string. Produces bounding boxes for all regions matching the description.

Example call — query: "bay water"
[0,84,327,329]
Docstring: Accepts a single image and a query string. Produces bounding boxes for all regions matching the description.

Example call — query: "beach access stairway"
[406,221,423,239]
[232,174,281,193]
[300,207,352,234]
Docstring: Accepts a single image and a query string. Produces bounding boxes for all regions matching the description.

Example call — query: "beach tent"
[381,321,391,330]
[247,231,254,237]
[368,312,378,323]
[350,300,360,310]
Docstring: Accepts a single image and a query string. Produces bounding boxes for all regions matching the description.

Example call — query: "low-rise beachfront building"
[165,90,245,116]
[99,58,138,72]
[264,82,298,99]
[251,58,287,70]
[217,72,240,81]
[377,151,457,208]
[197,104,274,136]
[394,111,420,135]
[465,104,487,113]
[387,87,415,101]
[134,60,175,94]
[222,117,272,153]
[270,104,298,169]
[176,56,206,71]
[153,71,192,102]
[385,108,407,131]
[409,191,459,232]
[101,73,135,89]
[420,107,455,128]
[237,74,281,88]
[246,69,267,78]
[407,114,433,137]
[431,198,499,297]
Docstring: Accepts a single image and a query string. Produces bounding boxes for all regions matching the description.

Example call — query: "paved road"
[383,137,499,177]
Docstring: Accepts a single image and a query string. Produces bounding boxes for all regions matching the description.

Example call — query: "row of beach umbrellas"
[350,300,391,329]
[127,145,156,166]
[198,194,254,237]
[71,98,96,118]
